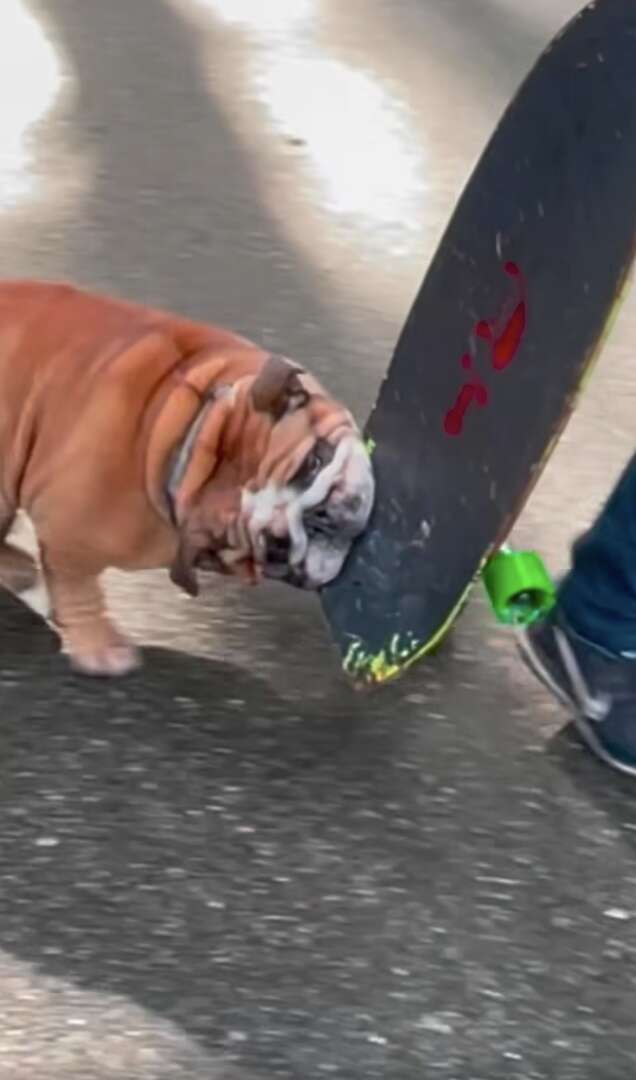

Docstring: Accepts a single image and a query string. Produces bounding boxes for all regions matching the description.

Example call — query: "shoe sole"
[518,630,636,779]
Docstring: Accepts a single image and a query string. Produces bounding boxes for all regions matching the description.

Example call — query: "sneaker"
[519,608,636,776]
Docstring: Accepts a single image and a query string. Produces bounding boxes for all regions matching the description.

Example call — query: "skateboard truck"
[482,545,556,627]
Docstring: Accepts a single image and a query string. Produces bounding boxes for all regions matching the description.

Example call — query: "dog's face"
[241,355,375,590]
[244,429,373,591]
[170,355,375,595]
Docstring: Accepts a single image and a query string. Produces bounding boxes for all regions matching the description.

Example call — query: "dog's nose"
[303,506,335,537]
[265,532,291,564]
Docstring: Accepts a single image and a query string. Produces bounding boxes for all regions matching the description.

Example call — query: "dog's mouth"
[262,474,374,590]
[262,524,343,590]
[261,529,317,589]
[263,532,293,573]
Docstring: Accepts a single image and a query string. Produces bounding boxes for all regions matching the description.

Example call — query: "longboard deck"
[321,0,636,687]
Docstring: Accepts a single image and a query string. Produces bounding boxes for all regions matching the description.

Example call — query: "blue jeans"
[559,452,636,656]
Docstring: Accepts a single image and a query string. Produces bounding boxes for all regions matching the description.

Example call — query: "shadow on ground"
[4,590,636,1079]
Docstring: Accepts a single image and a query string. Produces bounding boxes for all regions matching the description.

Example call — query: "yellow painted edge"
[344,556,488,687]
[577,261,634,399]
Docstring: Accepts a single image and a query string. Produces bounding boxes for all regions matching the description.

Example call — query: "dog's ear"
[170,533,199,597]
[251,354,308,420]
[169,526,227,598]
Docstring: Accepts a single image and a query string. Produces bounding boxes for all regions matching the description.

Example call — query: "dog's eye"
[305,451,322,480]
[293,449,323,487]
[291,439,335,489]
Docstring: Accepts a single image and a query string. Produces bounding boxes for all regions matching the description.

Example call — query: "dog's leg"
[40,552,141,677]
[0,499,39,598]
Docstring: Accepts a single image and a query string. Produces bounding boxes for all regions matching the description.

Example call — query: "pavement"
[2,0,636,1077]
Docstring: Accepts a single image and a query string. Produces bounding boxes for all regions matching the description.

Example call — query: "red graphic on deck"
[474,262,526,370]
[443,261,527,436]
[443,355,489,436]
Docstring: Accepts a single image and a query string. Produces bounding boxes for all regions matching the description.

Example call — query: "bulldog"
[0,281,374,676]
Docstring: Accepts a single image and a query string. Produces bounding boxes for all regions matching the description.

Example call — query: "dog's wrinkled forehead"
[248,354,356,484]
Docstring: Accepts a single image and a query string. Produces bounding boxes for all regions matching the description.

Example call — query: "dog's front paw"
[67,638,142,678]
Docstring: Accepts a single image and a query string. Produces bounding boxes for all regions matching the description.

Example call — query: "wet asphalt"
[2,0,636,1077]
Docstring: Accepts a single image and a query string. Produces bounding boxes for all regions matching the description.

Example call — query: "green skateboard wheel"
[482,548,555,626]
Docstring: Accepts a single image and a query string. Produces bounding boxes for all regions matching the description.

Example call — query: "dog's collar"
[164,385,229,525]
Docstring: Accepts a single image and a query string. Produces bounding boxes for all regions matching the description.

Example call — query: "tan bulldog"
[0,281,374,675]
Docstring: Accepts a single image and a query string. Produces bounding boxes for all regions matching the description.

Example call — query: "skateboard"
[321,0,636,687]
